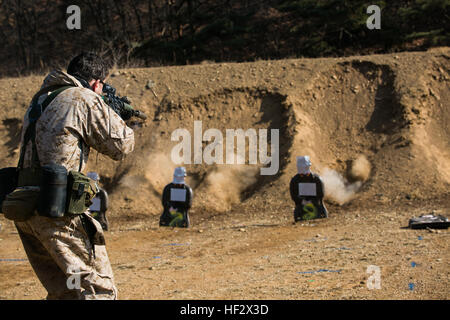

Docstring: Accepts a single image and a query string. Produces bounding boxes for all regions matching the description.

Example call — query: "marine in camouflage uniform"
[14,54,134,300]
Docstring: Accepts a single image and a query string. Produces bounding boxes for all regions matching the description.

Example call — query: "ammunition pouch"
[1,167,39,222]
[0,167,18,213]
[1,166,99,221]
[2,187,40,222]
[66,171,99,215]
[38,164,67,218]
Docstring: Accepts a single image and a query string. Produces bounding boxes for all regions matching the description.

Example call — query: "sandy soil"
[0,48,449,300]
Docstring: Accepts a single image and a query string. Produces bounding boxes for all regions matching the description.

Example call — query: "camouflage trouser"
[14,212,117,300]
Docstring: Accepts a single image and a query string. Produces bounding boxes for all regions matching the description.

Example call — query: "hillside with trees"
[0,0,448,76]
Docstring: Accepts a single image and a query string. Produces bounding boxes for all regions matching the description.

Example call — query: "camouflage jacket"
[20,70,135,172]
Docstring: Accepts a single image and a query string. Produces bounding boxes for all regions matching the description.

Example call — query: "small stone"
[351,86,360,93]
[146,80,155,89]
[239,228,246,232]
[426,227,439,234]
[198,230,203,233]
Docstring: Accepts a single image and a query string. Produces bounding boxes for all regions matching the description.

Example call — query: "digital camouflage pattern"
[20,70,134,172]
[15,213,117,299]
[15,70,135,299]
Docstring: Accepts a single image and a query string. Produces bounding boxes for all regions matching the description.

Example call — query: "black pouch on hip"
[0,167,18,213]
[37,163,68,218]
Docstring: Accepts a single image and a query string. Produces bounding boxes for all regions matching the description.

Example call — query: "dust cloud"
[199,154,260,211]
[322,155,371,205]
[349,154,371,182]
[118,153,175,192]
[142,152,177,193]
[118,151,260,212]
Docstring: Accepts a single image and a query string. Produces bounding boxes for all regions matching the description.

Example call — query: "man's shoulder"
[58,86,101,104]
[53,87,110,118]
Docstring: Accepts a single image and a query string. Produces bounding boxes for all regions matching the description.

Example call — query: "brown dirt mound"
[0,48,449,218]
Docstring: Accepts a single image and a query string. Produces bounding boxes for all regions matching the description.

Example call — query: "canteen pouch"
[66,171,99,215]
[38,164,68,218]
[2,187,39,222]
[0,167,18,213]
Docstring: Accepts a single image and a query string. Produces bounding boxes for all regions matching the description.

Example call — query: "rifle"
[102,83,147,121]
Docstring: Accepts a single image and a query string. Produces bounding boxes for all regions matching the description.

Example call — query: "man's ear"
[90,79,103,95]
[88,79,96,89]
[91,79,100,91]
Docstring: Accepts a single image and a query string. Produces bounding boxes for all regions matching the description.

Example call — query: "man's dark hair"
[67,52,110,82]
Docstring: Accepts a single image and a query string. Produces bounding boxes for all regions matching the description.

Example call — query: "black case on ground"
[408,215,450,229]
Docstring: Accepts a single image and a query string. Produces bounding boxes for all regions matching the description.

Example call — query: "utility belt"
[0,164,99,222]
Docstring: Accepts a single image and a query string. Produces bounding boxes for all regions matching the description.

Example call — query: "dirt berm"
[0,48,449,300]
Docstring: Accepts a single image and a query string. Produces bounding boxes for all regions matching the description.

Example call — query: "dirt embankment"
[2,47,449,218]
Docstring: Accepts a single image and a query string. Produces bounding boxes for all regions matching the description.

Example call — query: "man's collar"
[73,75,92,89]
